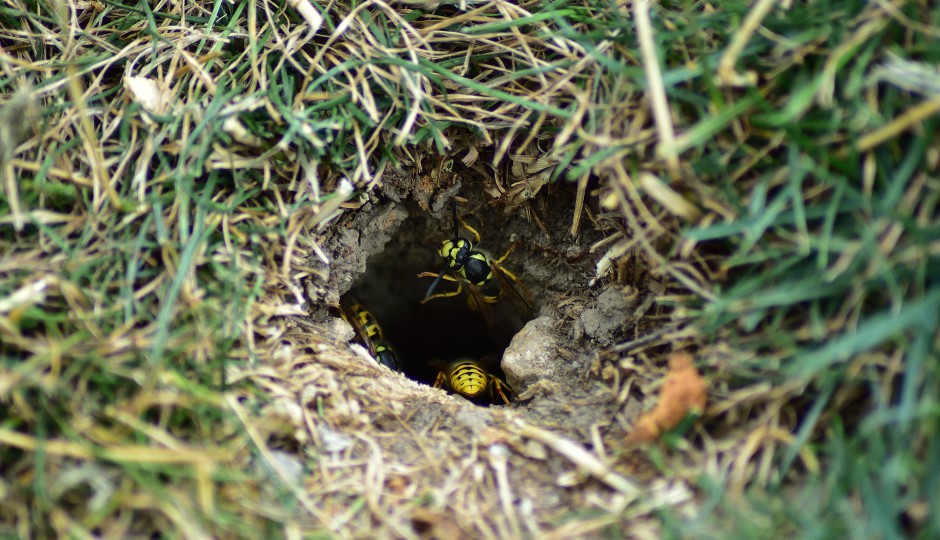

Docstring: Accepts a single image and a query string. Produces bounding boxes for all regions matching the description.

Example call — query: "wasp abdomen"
[450,361,488,398]
[375,344,400,371]
[344,302,401,372]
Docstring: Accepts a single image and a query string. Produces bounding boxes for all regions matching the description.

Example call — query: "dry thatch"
[2,0,938,537]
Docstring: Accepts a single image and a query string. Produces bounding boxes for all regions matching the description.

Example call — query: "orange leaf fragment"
[628,352,707,443]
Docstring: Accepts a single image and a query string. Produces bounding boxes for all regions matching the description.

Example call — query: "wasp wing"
[340,302,378,358]
[463,280,513,342]
[490,261,534,320]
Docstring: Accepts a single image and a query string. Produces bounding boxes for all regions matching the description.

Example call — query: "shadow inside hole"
[384,297,504,385]
[348,270,511,387]
[345,220,529,396]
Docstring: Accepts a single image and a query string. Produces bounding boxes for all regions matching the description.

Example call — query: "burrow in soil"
[311,160,659,434]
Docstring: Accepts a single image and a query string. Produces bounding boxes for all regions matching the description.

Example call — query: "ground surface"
[285,161,673,537]
[1,0,938,538]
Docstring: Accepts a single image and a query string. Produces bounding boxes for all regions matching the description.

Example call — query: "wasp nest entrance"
[320,170,640,414]
[341,202,528,405]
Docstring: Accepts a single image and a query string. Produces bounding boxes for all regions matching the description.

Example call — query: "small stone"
[331,317,355,344]
[523,440,548,460]
[578,286,635,345]
[501,317,560,395]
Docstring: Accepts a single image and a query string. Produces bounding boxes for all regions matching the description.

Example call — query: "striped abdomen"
[449,361,488,398]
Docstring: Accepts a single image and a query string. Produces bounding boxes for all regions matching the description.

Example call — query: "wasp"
[431,356,515,405]
[341,302,400,371]
[418,203,532,333]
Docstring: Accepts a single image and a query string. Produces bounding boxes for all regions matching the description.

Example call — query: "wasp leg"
[456,214,481,244]
[494,264,522,284]
[418,272,464,303]
[417,272,459,281]
[493,244,514,264]
[433,371,447,389]
[423,281,463,303]
[490,376,514,405]
[492,245,529,293]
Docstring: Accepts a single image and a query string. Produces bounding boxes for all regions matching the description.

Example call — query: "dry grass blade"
[513,420,640,498]
[0,428,231,463]
[717,0,776,87]
[633,0,679,176]
[1,0,936,537]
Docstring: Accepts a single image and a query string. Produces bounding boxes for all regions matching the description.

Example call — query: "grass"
[1,0,939,537]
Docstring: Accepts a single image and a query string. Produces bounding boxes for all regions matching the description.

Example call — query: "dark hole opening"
[344,211,533,402]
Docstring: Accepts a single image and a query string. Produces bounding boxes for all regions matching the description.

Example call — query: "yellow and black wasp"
[418,203,533,338]
[341,302,400,372]
[431,356,516,405]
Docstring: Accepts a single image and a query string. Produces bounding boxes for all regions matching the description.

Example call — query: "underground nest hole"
[341,203,537,406]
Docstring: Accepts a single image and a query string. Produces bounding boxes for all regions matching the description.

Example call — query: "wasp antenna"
[424,268,448,299]
[451,201,458,240]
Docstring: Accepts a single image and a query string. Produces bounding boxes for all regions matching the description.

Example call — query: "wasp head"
[439,237,473,269]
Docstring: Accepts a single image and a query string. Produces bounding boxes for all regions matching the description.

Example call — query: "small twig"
[609,325,679,353]
[513,420,640,499]
[571,172,589,236]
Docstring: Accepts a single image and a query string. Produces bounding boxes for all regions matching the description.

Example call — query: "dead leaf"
[628,352,707,443]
